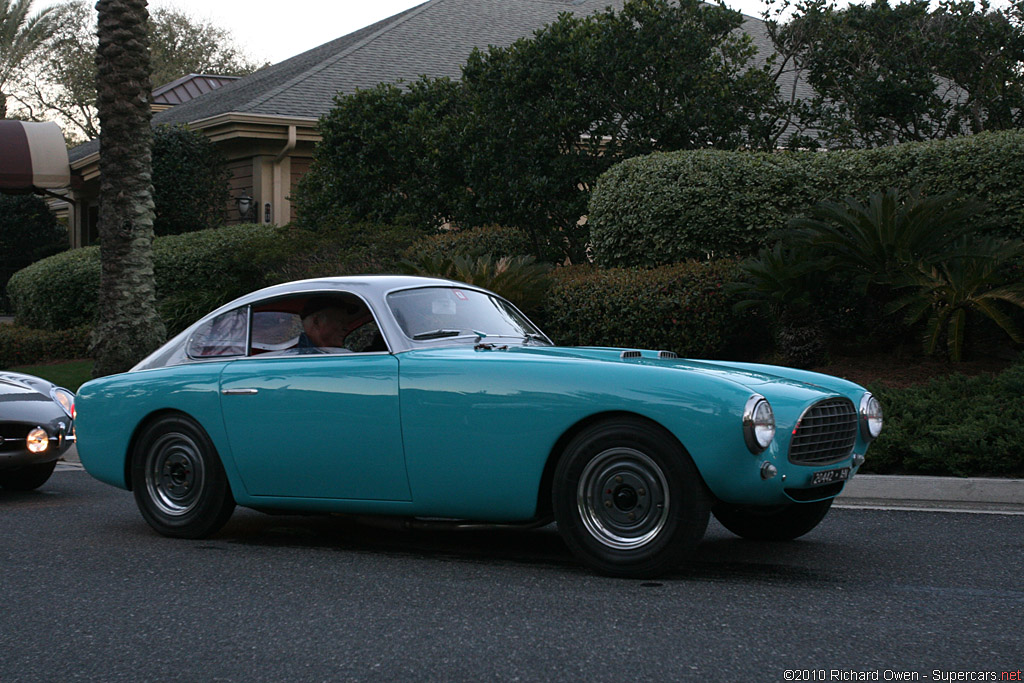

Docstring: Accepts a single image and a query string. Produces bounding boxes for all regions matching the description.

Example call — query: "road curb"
[838,474,1024,512]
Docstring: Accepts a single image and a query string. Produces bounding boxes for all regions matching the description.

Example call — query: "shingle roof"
[70,0,807,163]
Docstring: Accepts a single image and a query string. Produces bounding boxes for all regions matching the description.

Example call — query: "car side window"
[249,294,388,356]
[187,307,248,358]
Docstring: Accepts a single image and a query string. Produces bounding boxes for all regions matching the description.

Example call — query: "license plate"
[810,467,850,486]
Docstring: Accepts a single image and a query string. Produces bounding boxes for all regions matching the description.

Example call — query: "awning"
[0,120,71,192]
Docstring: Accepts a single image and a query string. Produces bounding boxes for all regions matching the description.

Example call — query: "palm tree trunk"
[91,0,166,376]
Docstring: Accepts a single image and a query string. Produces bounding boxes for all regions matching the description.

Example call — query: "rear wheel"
[552,418,709,578]
[131,415,235,538]
[713,498,833,541]
[0,460,57,491]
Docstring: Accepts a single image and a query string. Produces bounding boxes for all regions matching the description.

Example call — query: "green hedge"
[590,130,1024,267]
[7,224,300,333]
[0,325,91,369]
[863,361,1024,477]
[542,260,759,358]
[7,222,426,336]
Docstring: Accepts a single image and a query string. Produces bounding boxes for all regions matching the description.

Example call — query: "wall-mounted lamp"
[235,192,254,222]
[264,202,272,224]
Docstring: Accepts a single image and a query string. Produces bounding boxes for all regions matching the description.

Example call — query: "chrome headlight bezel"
[859,392,883,441]
[742,395,775,454]
[50,387,75,420]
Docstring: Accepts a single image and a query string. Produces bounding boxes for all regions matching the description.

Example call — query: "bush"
[406,225,539,262]
[590,130,1024,267]
[7,247,100,331]
[863,361,1024,477]
[7,222,422,335]
[0,194,68,312]
[7,224,301,333]
[152,125,231,236]
[0,325,91,369]
[543,260,761,358]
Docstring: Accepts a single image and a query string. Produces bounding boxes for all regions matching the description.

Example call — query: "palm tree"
[91,0,166,376]
[0,0,55,118]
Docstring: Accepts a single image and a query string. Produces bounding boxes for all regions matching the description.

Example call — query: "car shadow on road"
[214,509,847,583]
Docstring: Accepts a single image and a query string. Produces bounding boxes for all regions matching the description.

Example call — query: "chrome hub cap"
[145,432,206,516]
[577,447,670,550]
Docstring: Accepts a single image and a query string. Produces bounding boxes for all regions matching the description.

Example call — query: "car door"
[218,296,409,501]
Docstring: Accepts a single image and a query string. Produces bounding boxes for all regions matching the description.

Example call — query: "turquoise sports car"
[76,275,882,577]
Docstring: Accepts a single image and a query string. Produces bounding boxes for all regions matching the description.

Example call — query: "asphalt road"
[2,471,1021,682]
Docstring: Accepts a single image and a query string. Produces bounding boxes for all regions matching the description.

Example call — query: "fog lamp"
[27,428,49,453]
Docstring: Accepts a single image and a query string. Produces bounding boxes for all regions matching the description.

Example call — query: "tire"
[552,417,710,578]
[713,498,833,541]
[131,415,235,539]
[0,460,57,491]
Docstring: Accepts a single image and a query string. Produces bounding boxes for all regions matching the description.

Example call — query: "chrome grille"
[788,398,858,465]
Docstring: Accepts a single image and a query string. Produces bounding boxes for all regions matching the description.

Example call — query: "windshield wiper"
[412,329,463,340]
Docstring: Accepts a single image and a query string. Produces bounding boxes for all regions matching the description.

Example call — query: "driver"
[297,297,359,353]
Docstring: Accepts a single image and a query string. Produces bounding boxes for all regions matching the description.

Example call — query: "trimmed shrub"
[152,124,231,236]
[590,130,1024,267]
[7,247,100,331]
[7,224,301,333]
[543,260,761,358]
[0,325,91,369]
[863,361,1024,477]
[406,225,539,262]
[0,194,68,312]
[7,222,423,335]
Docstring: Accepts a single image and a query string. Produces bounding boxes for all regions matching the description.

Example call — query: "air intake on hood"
[658,350,678,359]
[620,350,642,359]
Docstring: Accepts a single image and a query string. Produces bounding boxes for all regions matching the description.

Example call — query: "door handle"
[221,388,259,395]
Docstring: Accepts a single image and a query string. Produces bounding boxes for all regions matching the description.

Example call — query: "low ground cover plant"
[863,359,1024,477]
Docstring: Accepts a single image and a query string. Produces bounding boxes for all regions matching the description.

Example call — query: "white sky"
[35,0,786,65]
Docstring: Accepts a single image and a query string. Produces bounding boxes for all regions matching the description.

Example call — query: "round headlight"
[51,387,75,420]
[27,427,50,453]
[743,395,775,454]
[860,393,883,440]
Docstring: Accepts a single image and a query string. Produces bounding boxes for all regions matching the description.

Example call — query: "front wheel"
[131,414,235,538]
[0,460,57,491]
[552,418,709,578]
[713,498,833,541]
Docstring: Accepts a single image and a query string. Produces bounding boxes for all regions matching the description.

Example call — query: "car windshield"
[387,287,548,344]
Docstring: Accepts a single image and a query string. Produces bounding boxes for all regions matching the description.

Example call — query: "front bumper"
[0,422,74,470]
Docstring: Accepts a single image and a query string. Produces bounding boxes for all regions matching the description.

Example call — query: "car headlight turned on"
[27,427,50,453]
[743,395,775,454]
[51,387,75,420]
[860,392,883,440]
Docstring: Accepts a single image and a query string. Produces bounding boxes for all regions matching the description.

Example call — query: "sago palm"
[888,237,1024,361]
[787,188,985,292]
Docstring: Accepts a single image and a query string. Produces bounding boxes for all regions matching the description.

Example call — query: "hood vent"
[620,350,642,359]
[658,350,678,359]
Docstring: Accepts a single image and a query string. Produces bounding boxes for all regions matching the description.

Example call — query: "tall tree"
[92,0,165,377]
[13,0,264,141]
[296,0,777,261]
[0,0,54,118]
[764,0,1024,148]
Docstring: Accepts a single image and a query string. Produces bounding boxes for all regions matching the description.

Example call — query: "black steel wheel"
[552,417,709,578]
[0,460,57,491]
[713,498,834,541]
[131,414,235,538]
